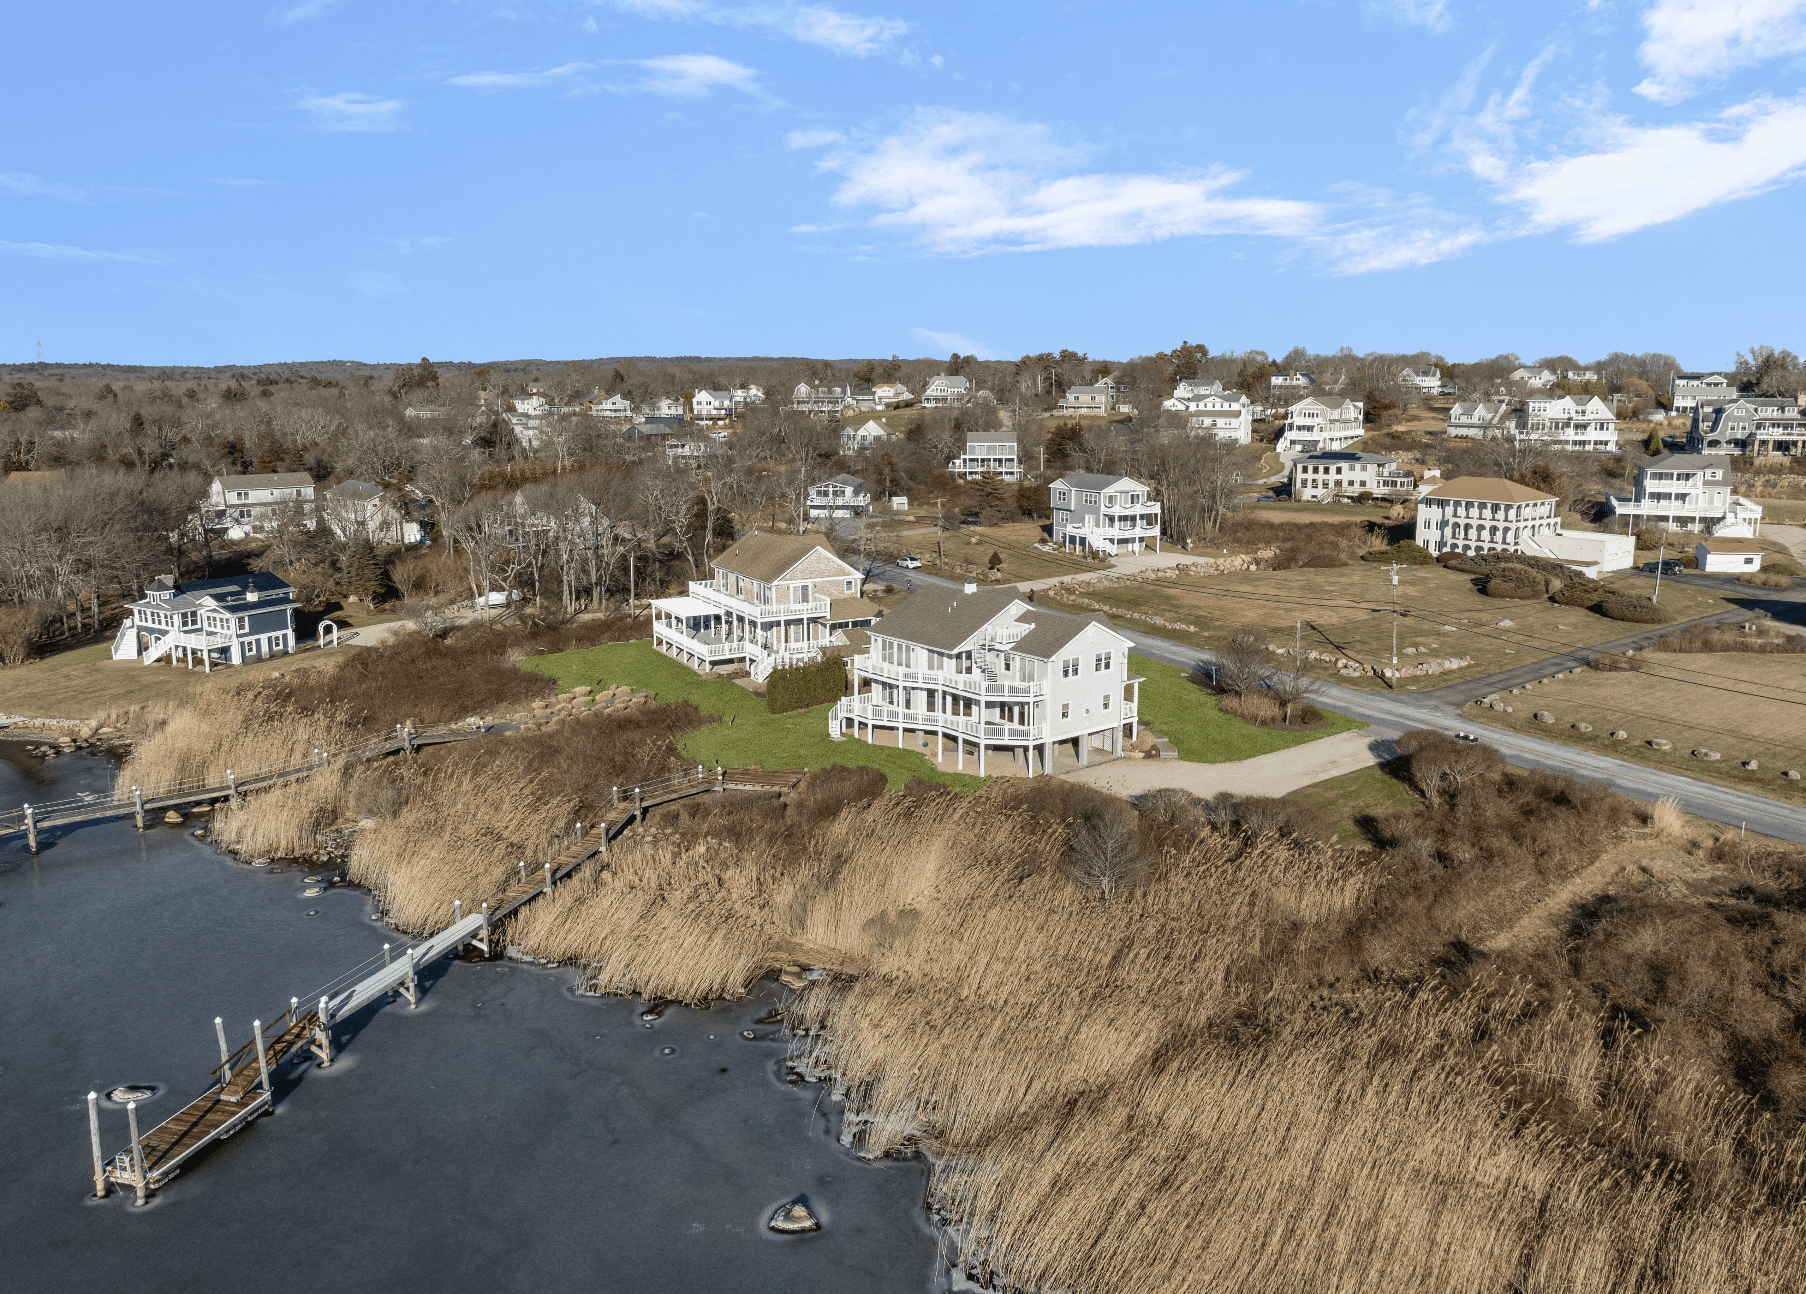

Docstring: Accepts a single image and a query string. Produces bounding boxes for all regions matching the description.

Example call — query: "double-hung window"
[1094,651,1112,673]
[1061,656,1079,678]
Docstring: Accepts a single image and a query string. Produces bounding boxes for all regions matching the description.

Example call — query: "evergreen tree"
[1646,426,1664,455]
[344,537,385,602]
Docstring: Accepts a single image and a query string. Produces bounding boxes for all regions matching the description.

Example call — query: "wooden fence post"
[133,787,144,832]
[88,1092,108,1198]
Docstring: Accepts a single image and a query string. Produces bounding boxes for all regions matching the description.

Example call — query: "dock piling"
[312,996,334,1066]
[478,903,491,956]
[127,1102,147,1205]
[88,1092,107,1199]
[543,862,552,892]
[214,1017,232,1085]
[402,949,418,1010]
[288,996,298,1028]
[254,1020,272,1099]
[226,770,237,805]
[25,803,36,855]
[384,944,394,1001]
[133,787,144,832]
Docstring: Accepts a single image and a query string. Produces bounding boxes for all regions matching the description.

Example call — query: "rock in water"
[163,810,184,824]
[768,1200,820,1234]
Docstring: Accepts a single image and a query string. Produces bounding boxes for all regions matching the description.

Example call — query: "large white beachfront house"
[831,583,1140,777]
[950,429,1021,480]
[1277,397,1365,454]
[1050,474,1162,555]
[1289,451,1416,502]
[112,572,300,669]
[650,534,878,681]
[1415,477,1559,557]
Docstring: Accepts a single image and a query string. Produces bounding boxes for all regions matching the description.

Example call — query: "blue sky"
[7,0,1805,367]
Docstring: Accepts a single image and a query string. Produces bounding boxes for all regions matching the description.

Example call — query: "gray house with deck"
[112,572,300,669]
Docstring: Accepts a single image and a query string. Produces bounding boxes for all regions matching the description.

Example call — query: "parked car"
[895,554,923,569]
[1642,559,1683,575]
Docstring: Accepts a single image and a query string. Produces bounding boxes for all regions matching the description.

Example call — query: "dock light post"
[127,1102,147,1205]
[88,1092,108,1198]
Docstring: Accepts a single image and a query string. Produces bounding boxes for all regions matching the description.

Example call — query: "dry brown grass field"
[905,520,1109,584]
[160,617,1806,1290]
[1043,562,1747,686]
[1461,653,1806,807]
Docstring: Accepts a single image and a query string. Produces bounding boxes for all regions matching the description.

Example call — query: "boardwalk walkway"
[89,763,805,1205]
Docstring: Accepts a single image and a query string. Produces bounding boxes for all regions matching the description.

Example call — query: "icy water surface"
[0,741,944,1293]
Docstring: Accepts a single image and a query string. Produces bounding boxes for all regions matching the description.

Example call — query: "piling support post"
[313,996,334,1066]
[518,860,526,886]
[25,804,36,855]
[214,1017,232,1086]
[544,861,552,892]
[133,787,144,832]
[612,786,619,807]
[288,996,298,1028]
[127,1102,147,1205]
[227,770,237,805]
[402,950,418,1010]
[478,902,491,955]
[253,1020,272,1100]
[384,944,394,1001]
[88,1092,108,1198]
[634,787,643,823]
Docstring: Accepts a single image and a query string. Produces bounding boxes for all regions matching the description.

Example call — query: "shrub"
[1766,560,1800,576]
[765,654,849,714]
[1740,572,1795,589]
[1588,651,1646,671]
[1598,594,1674,624]
[0,601,48,667]
[1552,579,1604,607]
[1436,550,1464,566]
[1483,565,1546,599]
[1219,691,1283,725]
[1634,528,1666,550]
[1361,540,1436,565]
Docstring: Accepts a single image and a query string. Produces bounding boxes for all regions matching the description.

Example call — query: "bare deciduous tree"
[1065,805,1148,904]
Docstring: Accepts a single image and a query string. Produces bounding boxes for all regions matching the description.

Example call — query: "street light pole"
[1384,562,1405,664]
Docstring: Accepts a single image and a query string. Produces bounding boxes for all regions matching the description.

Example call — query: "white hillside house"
[807,474,871,518]
[1399,365,1441,391]
[1524,393,1618,451]
[1289,452,1416,501]
[1277,397,1364,453]
[921,375,972,407]
[1605,453,1764,535]
[205,473,317,538]
[1416,477,1559,557]
[650,534,877,681]
[841,419,894,453]
[691,390,735,422]
[832,584,1140,777]
[950,430,1020,480]
[1050,474,1162,556]
[112,572,300,670]
[1447,401,1517,438]
[1165,386,1252,442]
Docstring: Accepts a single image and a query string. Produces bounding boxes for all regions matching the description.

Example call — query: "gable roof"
[1642,452,1727,471]
[1052,473,1146,491]
[820,474,866,490]
[873,587,1123,656]
[132,570,295,611]
[1423,476,1556,504]
[711,533,852,583]
[326,479,384,501]
[964,429,1017,444]
[1698,539,1763,553]
[216,472,313,491]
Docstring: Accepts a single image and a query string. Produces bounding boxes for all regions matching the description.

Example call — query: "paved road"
[866,559,1806,843]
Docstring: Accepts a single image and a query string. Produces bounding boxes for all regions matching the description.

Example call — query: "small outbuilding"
[1695,539,1764,573]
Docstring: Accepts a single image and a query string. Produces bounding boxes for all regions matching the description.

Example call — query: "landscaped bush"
[1598,594,1675,624]
[1552,579,1605,607]
[765,654,849,714]
[1482,564,1548,599]
[1436,550,1464,565]
[1634,528,1666,550]
[1219,691,1283,725]
[1361,540,1436,565]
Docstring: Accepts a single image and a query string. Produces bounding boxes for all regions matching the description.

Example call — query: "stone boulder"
[1573,723,1592,732]
[1788,770,1802,780]
[1611,730,1628,739]
[1691,749,1721,761]
[1534,711,1555,723]
[1743,760,1759,770]
[769,1201,821,1234]
[1649,739,1673,751]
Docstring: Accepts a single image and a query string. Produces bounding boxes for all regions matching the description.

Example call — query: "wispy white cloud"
[1634,0,1806,105]
[611,0,906,55]
[384,236,455,254]
[911,326,989,357]
[1506,93,1806,239]
[297,92,406,131]
[1366,0,1452,33]
[206,177,282,188]
[636,53,762,96]
[0,172,93,201]
[0,240,165,264]
[788,221,837,231]
[785,127,843,148]
[274,0,342,23]
[805,109,1319,255]
[446,62,592,89]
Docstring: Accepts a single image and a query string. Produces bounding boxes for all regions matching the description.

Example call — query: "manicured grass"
[1459,652,1806,808]
[1,638,356,720]
[1751,497,1806,526]
[524,640,986,791]
[1284,763,1421,846]
[1129,653,1364,763]
[1044,563,1751,691]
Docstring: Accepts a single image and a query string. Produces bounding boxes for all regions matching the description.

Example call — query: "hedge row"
[766,653,851,714]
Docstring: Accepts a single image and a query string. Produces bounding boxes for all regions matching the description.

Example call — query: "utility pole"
[1384,562,1405,664]
[1652,536,1665,603]
[933,497,945,570]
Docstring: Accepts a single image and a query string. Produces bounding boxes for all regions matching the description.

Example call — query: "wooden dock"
[87,762,805,1205]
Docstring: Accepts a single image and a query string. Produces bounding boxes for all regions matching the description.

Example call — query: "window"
[735,576,744,598]
[1061,702,1070,719]
[796,583,811,604]
[1094,651,1112,673]
[1101,693,1112,711]
[1054,489,1069,503]
[843,578,854,594]
[1061,656,1078,678]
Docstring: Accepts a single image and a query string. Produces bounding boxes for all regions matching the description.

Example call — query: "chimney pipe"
[963,579,977,594]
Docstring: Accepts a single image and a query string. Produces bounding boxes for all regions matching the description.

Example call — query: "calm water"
[0,740,945,1293]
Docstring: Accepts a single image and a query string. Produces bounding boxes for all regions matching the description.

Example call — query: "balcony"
[685,580,831,622]
[854,652,1045,697]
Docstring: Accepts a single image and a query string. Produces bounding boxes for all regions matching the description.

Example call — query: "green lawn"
[523,640,985,791]
[1284,763,1421,846]
[1130,653,1365,762]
